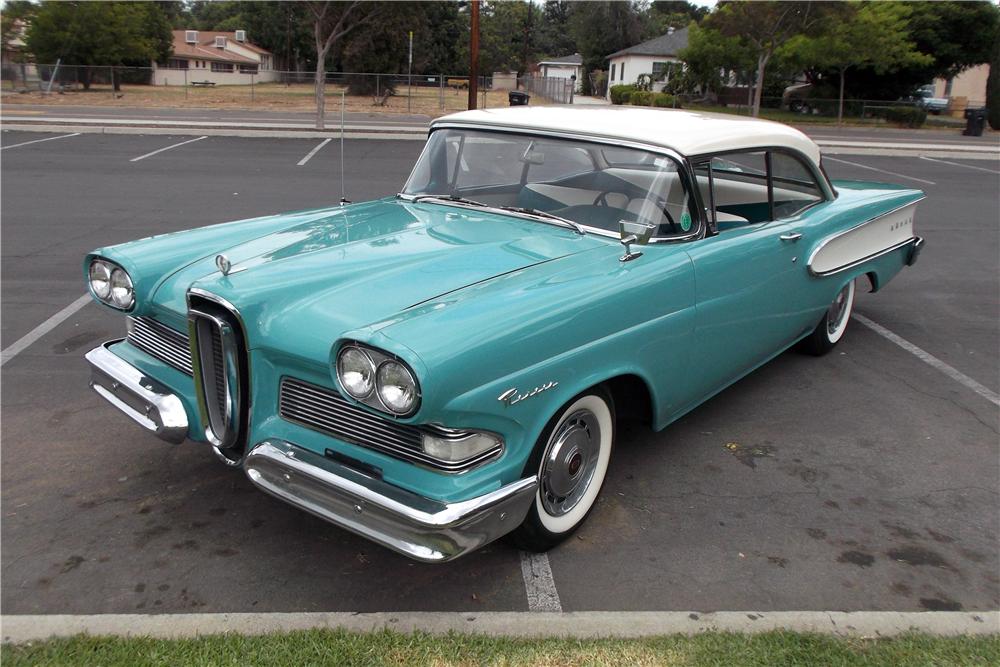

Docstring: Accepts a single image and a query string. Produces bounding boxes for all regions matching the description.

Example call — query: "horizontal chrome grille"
[279,377,498,472]
[127,316,192,375]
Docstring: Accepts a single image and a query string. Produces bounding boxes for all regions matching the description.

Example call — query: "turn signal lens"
[421,430,503,462]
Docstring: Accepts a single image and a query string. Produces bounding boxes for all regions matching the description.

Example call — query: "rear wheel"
[801,279,856,356]
[507,387,615,552]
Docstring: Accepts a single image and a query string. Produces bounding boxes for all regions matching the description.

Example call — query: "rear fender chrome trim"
[85,340,188,444]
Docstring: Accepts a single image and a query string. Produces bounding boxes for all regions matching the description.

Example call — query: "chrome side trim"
[244,439,537,562]
[809,237,919,278]
[85,340,188,444]
[807,197,926,276]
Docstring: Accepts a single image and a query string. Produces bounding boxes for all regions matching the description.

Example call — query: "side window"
[770,152,823,218]
[705,151,770,228]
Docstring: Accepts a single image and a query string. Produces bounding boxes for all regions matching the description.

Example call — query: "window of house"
[696,150,825,231]
[166,58,189,70]
[620,63,625,81]
[211,62,233,73]
[610,63,616,81]
[652,62,668,77]
[240,64,258,74]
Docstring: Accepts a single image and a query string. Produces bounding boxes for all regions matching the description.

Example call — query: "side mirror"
[619,220,655,262]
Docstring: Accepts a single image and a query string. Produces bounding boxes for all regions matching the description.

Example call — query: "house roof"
[607,28,689,59]
[433,106,822,167]
[169,30,270,64]
[538,53,582,67]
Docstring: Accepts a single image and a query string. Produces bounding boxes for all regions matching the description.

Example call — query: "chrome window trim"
[420,123,704,244]
[806,196,926,276]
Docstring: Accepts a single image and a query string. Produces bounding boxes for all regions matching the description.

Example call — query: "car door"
[682,150,825,403]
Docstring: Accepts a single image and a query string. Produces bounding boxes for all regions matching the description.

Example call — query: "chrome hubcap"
[540,409,601,517]
[827,285,851,335]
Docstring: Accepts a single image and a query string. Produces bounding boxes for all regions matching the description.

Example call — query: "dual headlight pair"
[336,343,503,465]
[88,259,135,310]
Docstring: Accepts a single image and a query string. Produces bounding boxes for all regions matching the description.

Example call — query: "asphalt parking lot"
[1,129,997,616]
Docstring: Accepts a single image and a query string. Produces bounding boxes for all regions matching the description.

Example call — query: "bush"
[609,84,637,105]
[652,93,679,108]
[882,106,927,128]
[628,90,653,106]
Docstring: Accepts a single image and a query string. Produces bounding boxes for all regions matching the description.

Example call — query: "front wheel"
[801,279,856,356]
[507,388,615,552]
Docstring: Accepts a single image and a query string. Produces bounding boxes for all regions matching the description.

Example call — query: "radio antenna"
[339,90,350,205]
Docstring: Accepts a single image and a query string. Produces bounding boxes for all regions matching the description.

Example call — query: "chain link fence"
[1,63,574,115]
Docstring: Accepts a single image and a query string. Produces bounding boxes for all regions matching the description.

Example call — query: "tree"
[568,1,643,95]
[25,1,172,90]
[677,22,754,99]
[644,1,707,40]
[306,1,382,129]
[536,1,575,60]
[783,2,931,124]
[707,1,823,117]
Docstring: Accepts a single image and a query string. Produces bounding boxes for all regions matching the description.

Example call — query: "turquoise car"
[84,107,924,562]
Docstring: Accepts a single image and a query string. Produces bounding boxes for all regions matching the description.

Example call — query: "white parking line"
[0,294,92,367]
[129,135,207,162]
[854,314,999,407]
[297,138,332,166]
[0,132,80,150]
[519,551,562,612]
[919,155,1000,175]
[823,156,936,186]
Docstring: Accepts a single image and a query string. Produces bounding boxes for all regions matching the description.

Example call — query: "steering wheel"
[592,191,614,207]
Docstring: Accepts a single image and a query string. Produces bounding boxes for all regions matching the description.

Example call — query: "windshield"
[401,129,697,239]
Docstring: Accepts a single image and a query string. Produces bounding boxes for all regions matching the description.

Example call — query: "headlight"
[88,261,112,300]
[337,346,375,398]
[376,360,418,415]
[421,429,503,463]
[109,268,134,309]
[88,258,134,310]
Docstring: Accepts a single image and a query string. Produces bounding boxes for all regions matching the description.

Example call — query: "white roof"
[433,106,822,166]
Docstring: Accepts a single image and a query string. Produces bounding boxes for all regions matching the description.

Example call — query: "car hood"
[151,198,606,349]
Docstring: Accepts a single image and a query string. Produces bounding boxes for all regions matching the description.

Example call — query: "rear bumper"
[244,439,537,562]
[85,341,189,444]
[906,236,924,266]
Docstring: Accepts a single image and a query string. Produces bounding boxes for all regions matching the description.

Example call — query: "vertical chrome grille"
[188,298,246,457]
[127,316,192,375]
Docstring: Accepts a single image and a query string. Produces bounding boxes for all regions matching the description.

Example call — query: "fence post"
[250,72,255,103]
[439,74,444,110]
[376,74,380,100]
[184,68,188,98]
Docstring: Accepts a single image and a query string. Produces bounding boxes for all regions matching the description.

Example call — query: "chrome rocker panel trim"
[244,439,537,562]
[85,340,188,444]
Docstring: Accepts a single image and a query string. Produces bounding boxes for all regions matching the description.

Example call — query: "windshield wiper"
[405,193,490,208]
[498,206,586,235]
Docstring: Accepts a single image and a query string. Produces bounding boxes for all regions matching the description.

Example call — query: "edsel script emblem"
[498,381,558,407]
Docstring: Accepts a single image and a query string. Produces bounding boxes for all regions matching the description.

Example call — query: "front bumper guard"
[85,341,188,444]
[244,440,537,562]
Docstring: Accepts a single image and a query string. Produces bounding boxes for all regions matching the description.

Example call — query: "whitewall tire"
[508,387,615,552]
[802,279,856,356]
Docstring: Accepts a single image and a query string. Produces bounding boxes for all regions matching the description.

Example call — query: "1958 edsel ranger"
[84,107,924,561]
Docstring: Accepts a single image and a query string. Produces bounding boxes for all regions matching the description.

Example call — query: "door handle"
[779,232,803,242]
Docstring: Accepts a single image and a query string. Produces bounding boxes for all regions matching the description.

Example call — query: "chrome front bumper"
[244,440,537,562]
[85,341,189,444]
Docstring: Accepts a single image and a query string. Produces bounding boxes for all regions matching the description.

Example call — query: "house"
[605,27,689,97]
[0,18,39,86]
[933,63,988,112]
[154,30,277,85]
[537,53,583,92]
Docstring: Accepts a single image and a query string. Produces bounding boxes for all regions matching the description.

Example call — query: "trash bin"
[508,91,530,106]
[963,107,986,137]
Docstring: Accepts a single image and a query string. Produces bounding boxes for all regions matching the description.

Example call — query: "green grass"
[3,629,998,666]
[679,103,969,129]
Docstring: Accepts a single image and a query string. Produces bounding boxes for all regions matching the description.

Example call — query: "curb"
[2,611,998,642]
[1,123,427,141]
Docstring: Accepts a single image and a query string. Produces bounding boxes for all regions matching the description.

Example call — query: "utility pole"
[468,0,479,110]
[407,30,413,113]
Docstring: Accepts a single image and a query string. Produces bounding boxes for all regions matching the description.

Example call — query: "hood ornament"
[215,254,232,276]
